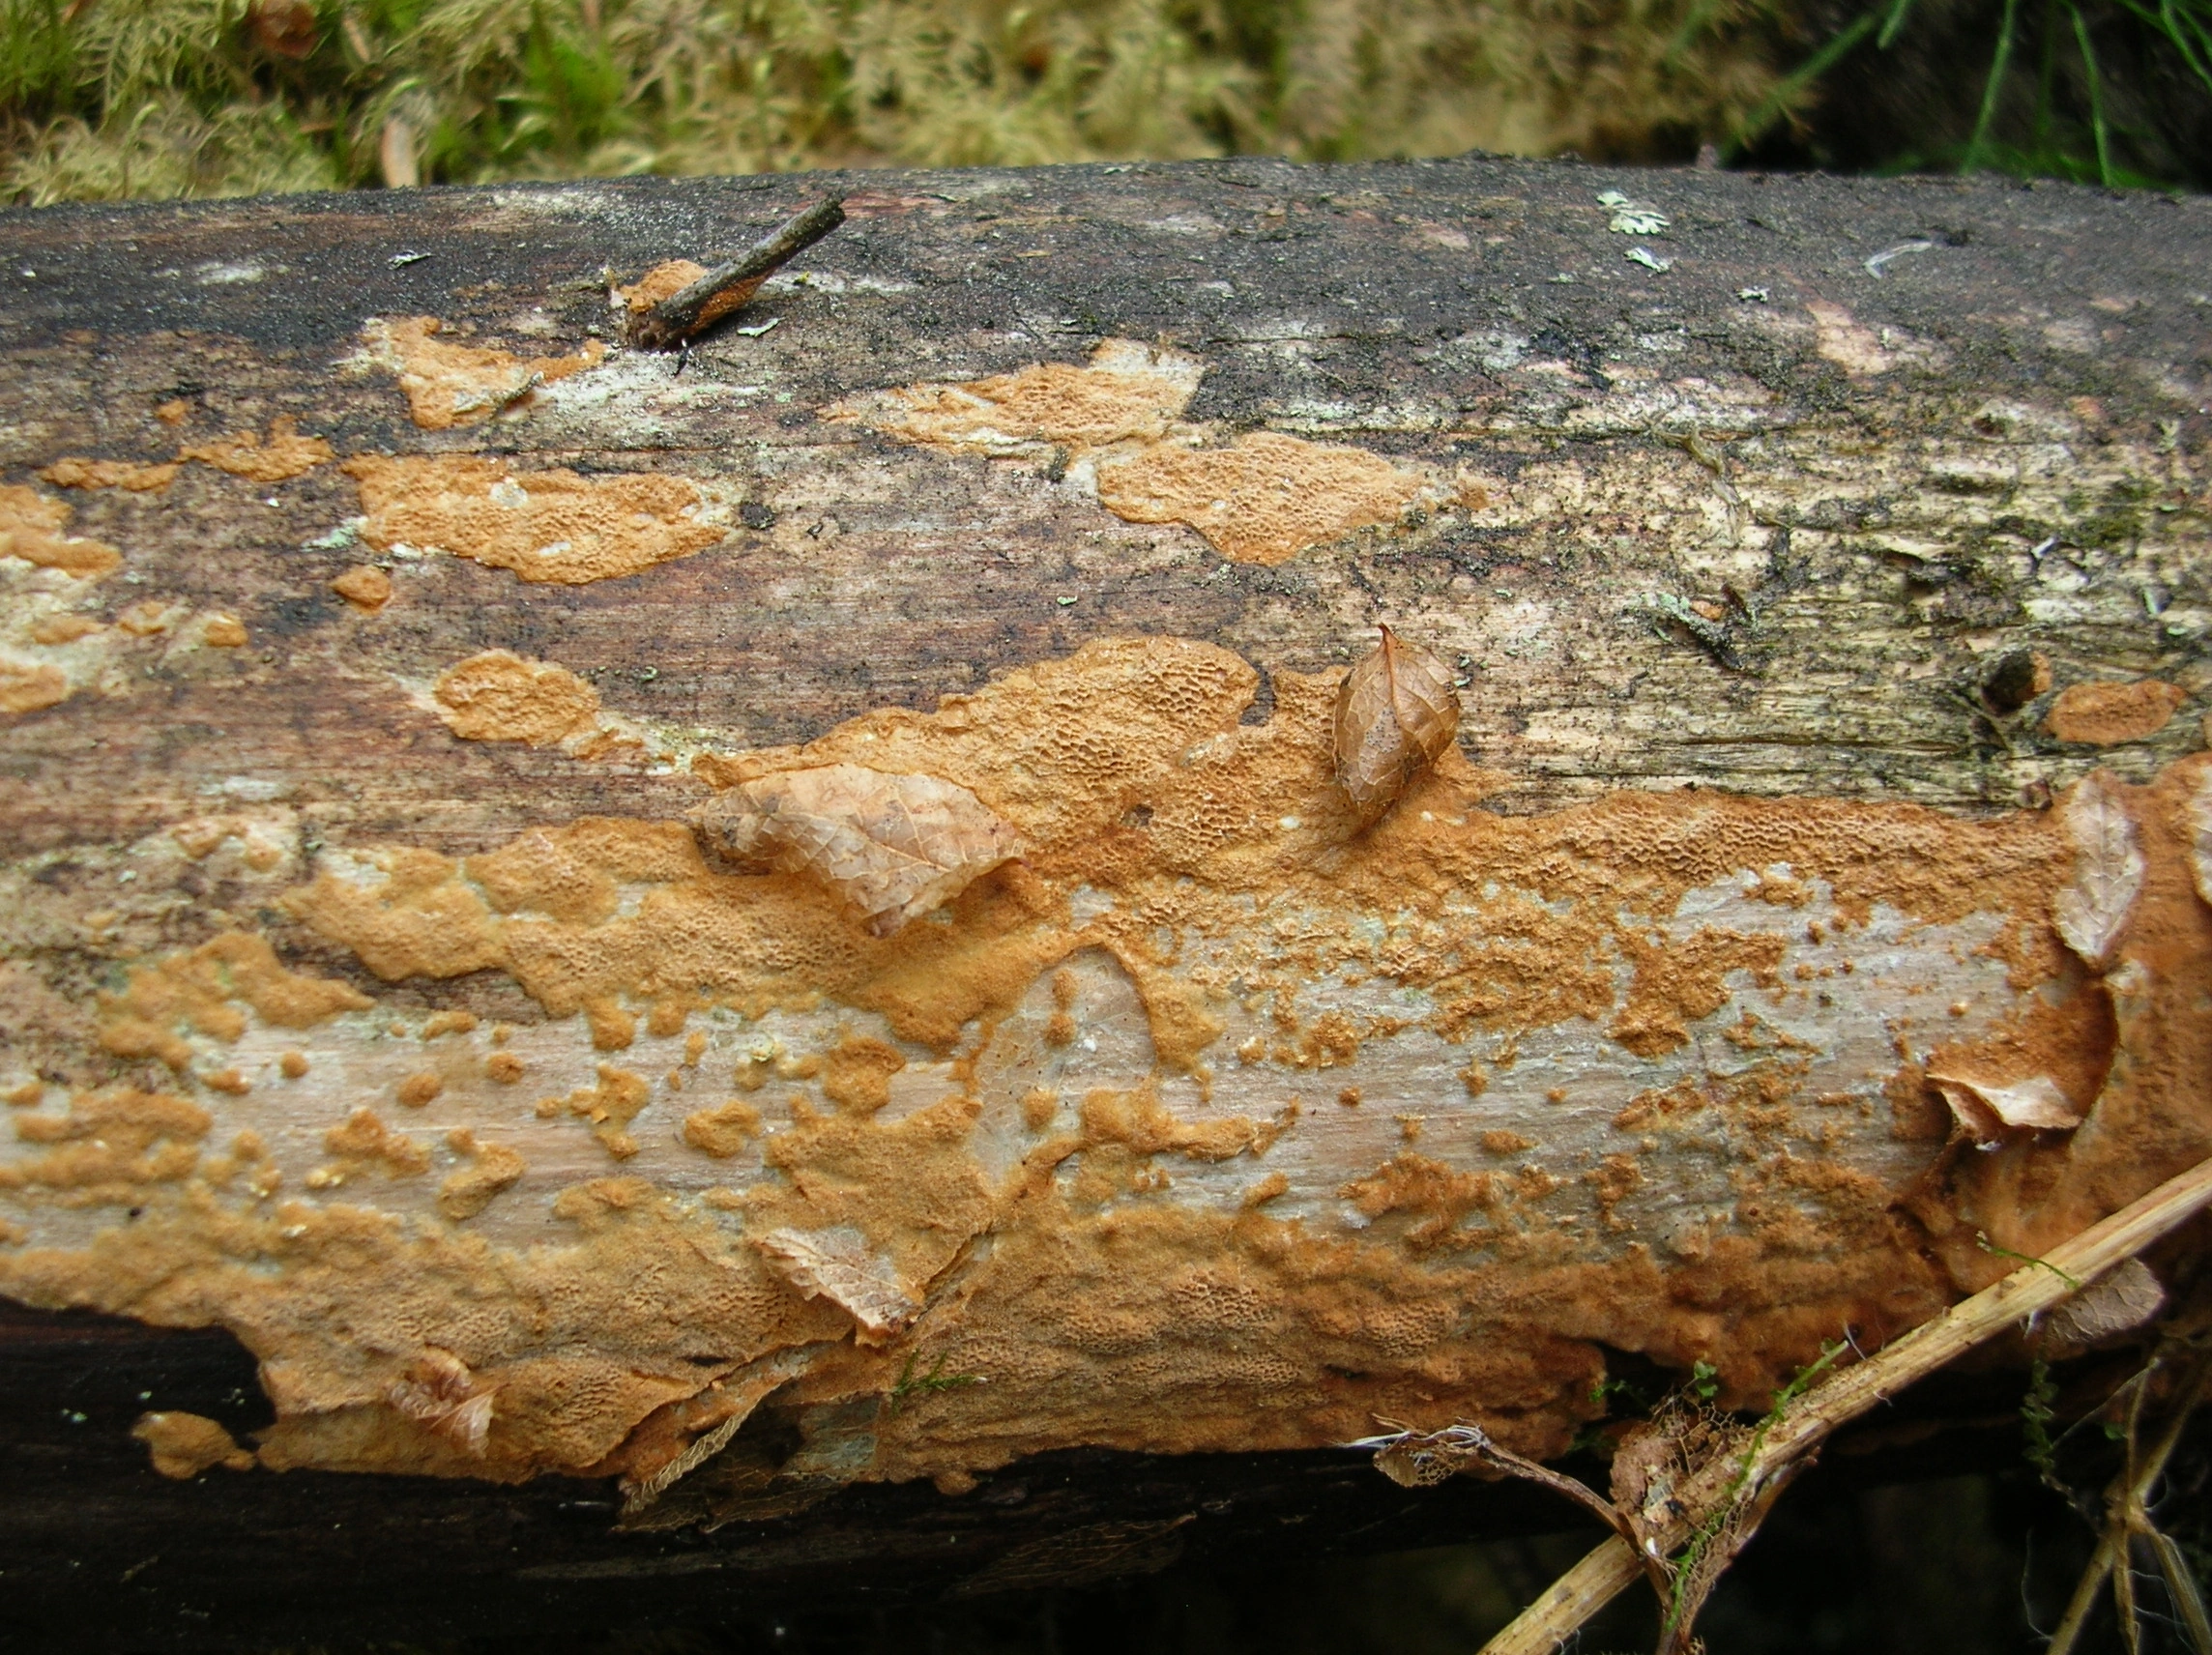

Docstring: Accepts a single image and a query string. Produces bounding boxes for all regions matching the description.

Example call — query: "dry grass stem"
[2046,1347,2212,1655]
[1432,1150,2212,1655]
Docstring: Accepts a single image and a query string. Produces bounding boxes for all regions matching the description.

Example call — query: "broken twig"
[1447,1150,2212,1655]
[627,197,847,350]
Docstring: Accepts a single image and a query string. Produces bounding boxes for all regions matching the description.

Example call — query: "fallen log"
[0,154,2207,1641]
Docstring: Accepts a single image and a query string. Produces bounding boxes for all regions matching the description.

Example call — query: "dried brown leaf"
[691,763,1022,934]
[2044,1257,2166,1349]
[2052,773,2143,968]
[1333,625,1461,824]
[388,1347,495,1454]
[1929,1070,2083,1144]
[756,1224,918,1337]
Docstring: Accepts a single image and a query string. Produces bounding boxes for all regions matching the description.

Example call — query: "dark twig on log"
[626,196,847,349]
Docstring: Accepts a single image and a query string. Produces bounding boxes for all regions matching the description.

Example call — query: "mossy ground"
[1,0,2203,205]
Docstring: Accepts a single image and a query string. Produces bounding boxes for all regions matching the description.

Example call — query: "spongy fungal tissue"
[829,339,1476,566]
[344,455,732,585]
[2,638,2209,1504]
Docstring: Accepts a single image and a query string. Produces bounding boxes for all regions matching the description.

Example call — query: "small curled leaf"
[2052,772,2143,969]
[1928,1070,2082,1145]
[691,763,1022,935]
[2043,1257,2165,1350]
[756,1224,917,1339]
[388,1347,496,1455]
[1333,625,1461,825]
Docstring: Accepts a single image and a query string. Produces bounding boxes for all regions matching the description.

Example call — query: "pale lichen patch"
[1806,301,1942,377]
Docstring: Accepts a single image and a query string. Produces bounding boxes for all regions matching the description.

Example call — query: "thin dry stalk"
[2046,1347,2212,1655]
[1466,1150,2212,1655]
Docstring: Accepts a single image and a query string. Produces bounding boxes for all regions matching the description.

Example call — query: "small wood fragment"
[755,1224,917,1338]
[1928,1069,2083,1142]
[388,1349,495,1454]
[626,198,847,351]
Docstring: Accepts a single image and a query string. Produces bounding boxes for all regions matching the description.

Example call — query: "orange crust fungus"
[2,637,2207,1500]
[1092,433,1427,566]
[0,483,121,579]
[132,1410,255,1478]
[433,650,604,746]
[2046,679,2189,745]
[344,455,729,585]
[360,316,605,429]
[831,341,1476,566]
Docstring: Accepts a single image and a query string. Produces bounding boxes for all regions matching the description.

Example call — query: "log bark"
[0,155,2208,1638]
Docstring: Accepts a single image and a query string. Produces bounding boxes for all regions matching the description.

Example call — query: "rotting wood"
[0,156,2208,1633]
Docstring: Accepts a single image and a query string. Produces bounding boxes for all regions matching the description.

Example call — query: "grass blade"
[2147,1526,2212,1655]
[1964,0,2023,170]
[1663,0,1731,66]
[2069,0,2113,185]
[1723,9,1877,155]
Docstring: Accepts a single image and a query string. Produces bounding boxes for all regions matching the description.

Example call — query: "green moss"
[0,0,1802,201]
[4,0,2198,201]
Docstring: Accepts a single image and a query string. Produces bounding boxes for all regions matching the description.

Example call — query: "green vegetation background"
[0,0,2205,205]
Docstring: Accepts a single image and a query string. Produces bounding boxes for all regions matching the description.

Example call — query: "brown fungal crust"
[2045,680,2189,745]
[344,455,729,585]
[3,161,2210,1518]
[6,632,2207,1499]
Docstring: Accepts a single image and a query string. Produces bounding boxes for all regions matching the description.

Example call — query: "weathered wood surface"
[0,156,2208,1641]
